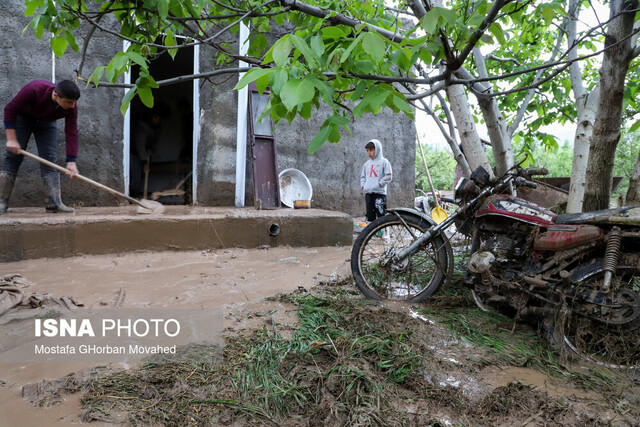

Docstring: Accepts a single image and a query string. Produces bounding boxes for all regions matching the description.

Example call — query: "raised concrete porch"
[0,206,353,263]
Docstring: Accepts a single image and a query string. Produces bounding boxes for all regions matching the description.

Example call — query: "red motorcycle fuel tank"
[475,195,556,225]
[533,224,603,251]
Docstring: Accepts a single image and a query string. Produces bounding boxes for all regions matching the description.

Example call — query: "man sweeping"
[0,79,81,214]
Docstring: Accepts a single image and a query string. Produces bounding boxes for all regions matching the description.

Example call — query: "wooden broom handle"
[19,150,147,208]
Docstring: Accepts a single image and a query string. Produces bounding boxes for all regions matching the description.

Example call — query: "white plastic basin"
[278,168,312,208]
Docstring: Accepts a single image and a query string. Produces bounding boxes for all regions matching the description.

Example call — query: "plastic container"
[278,168,312,208]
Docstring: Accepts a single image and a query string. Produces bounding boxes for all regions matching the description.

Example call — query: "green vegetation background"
[416,132,640,199]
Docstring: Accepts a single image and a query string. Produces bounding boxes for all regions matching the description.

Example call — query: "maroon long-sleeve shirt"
[4,80,79,162]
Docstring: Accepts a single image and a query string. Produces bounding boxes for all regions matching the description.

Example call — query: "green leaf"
[421,9,440,35]
[126,51,147,67]
[299,102,313,119]
[541,5,555,26]
[327,114,350,126]
[350,81,367,101]
[630,120,640,133]
[365,86,391,112]
[321,26,346,40]
[290,35,317,67]
[164,32,178,59]
[25,0,38,16]
[489,23,506,45]
[480,34,493,44]
[308,125,331,154]
[255,72,269,94]
[355,60,374,74]
[280,78,315,111]
[89,66,106,87]
[120,87,137,116]
[64,30,79,52]
[362,32,385,63]
[310,35,325,57]
[438,7,457,24]
[234,68,275,90]
[113,52,129,71]
[272,35,292,67]
[391,94,415,120]
[158,0,169,19]
[138,86,154,107]
[50,36,68,58]
[328,123,340,143]
[340,33,364,63]
[307,75,332,104]
[270,69,288,94]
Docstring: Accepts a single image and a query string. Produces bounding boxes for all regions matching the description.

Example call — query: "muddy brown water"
[0,246,351,426]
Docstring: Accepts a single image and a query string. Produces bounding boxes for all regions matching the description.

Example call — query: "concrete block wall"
[1,2,416,216]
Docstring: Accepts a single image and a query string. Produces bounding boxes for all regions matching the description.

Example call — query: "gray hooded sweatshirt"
[360,139,392,195]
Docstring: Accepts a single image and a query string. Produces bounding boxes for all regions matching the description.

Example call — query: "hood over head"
[366,139,383,160]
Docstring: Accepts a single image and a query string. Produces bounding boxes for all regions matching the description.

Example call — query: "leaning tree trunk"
[445,84,493,176]
[583,0,637,212]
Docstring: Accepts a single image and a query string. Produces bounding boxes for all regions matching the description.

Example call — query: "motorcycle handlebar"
[522,167,549,177]
[513,176,538,189]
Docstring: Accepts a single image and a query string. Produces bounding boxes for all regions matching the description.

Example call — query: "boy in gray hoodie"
[360,139,392,222]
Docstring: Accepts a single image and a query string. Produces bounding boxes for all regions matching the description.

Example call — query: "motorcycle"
[351,158,640,368]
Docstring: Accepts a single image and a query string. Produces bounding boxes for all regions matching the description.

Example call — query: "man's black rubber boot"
[43,173,74,213]
[0,171,16,215]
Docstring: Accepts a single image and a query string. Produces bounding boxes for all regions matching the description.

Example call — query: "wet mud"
[0,247,638,426]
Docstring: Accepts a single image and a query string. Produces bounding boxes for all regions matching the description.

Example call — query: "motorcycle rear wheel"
[563,264,640,369]
[351,213,449,302]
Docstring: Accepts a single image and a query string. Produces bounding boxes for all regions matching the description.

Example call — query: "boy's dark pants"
[365,193,387,222]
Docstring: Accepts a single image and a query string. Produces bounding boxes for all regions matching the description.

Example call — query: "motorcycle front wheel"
[351,213,449,302]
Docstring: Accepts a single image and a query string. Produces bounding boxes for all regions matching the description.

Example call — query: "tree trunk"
[471,49,513,177]
[566,0,593,213]
[583,0,637,212]
[567,86,599,213]
[445,84,493,176]
[626,152,640,205]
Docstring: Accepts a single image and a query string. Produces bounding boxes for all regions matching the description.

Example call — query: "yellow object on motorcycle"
[431,206,448,224]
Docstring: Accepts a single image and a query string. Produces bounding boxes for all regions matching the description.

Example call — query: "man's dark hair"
[54,80,81,100]
[365,141,375,149]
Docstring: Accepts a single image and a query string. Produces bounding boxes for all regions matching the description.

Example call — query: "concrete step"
[0,206,353,262]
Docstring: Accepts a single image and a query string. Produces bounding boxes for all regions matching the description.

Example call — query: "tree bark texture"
[583,0,637,212]
[626,152,640,205]
[471,49,513,177]
[445,84,493,176]
[567,86,599,213]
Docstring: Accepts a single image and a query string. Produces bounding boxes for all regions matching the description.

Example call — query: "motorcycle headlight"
[455,177,479,202]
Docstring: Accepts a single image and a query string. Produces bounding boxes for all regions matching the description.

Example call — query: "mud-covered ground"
[1,246,639,426]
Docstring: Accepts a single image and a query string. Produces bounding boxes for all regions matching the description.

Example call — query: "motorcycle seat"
[555,206,640,225]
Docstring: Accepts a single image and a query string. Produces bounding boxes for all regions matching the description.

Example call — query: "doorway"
[127,42,196,204]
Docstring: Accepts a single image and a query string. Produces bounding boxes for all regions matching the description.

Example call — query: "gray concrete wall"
[2,4,415,215]
[275,108,416,216]
[0,1,125,208]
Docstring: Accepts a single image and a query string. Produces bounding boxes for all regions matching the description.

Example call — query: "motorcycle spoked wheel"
[563,265,640,369]
[351,213,449,302]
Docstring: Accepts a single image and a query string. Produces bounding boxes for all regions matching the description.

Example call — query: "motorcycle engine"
[479,234,527,259]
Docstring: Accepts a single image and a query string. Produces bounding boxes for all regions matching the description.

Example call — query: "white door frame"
[123,41,200,202]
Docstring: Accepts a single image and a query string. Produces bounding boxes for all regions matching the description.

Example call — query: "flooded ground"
[0,246,350,426]
[0,245,638,425]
